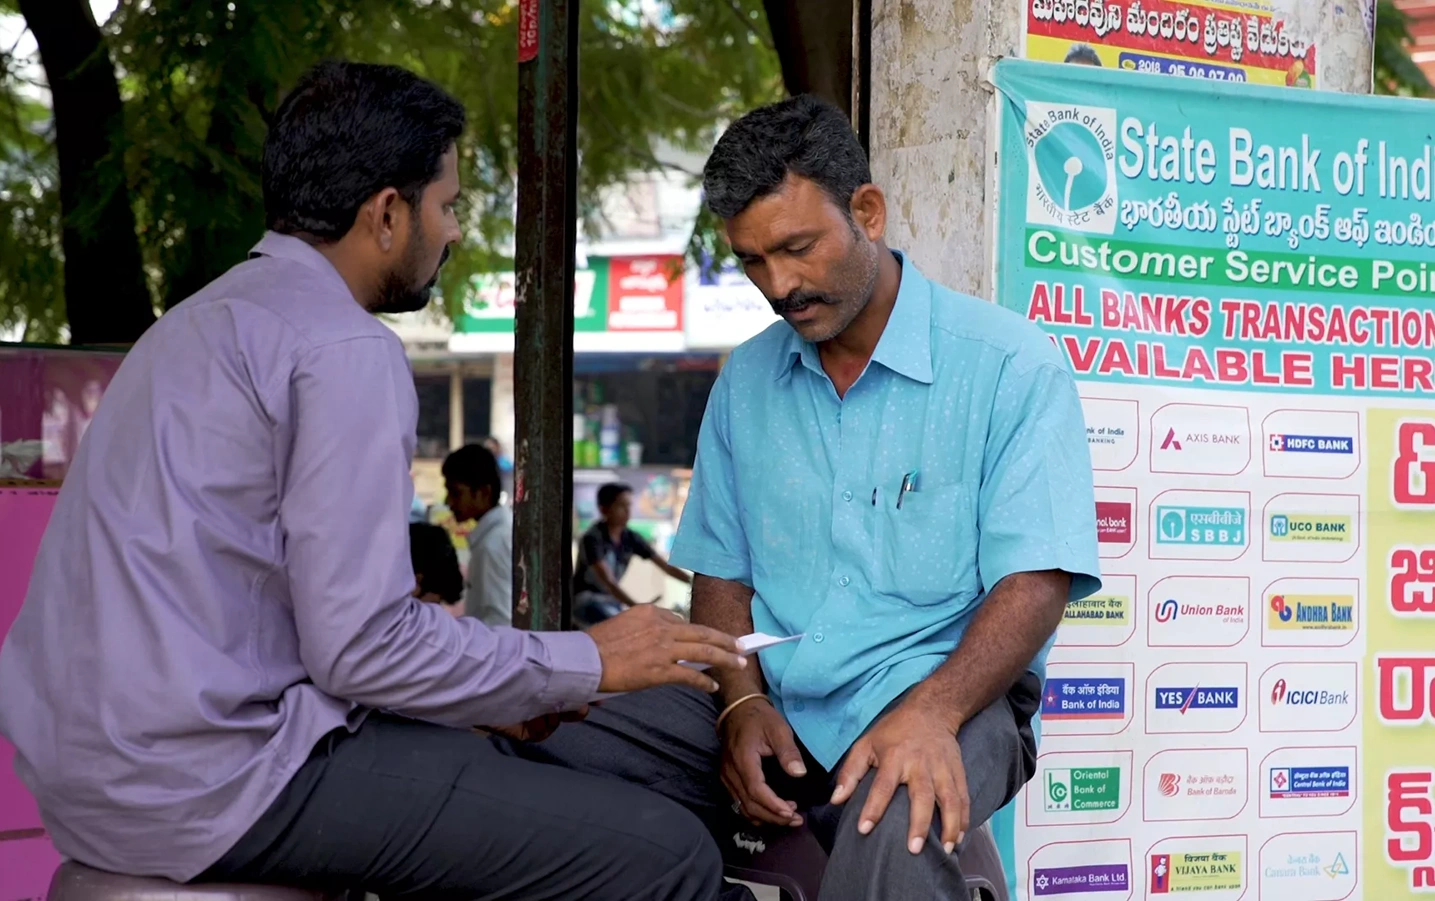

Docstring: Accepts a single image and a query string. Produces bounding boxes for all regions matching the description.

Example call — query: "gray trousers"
[510,675,1040,900]
[200,713,752,901]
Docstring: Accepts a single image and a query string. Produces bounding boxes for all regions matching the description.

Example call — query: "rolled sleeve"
[670,369,752,584]
[976,360,1101,602]
[281,337,601,724]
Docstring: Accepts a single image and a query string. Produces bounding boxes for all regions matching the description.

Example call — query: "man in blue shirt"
[525,95,1099,899]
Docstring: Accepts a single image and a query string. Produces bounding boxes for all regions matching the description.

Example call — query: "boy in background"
[572,482,691,626]
[442,444,513,627]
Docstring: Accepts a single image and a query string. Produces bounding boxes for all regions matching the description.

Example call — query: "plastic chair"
[721,819,1009,901]
[47,861,340,901]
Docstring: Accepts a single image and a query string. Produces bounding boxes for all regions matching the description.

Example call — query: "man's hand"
[589,604,746,694]
[490,706,589,743]
[829,700,968,856]
[720,699,806,827]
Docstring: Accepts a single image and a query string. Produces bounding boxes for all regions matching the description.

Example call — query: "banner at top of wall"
[1024,0,1321,88]
[990,58,1435,901]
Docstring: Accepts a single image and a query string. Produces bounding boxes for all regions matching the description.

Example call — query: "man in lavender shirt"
[0,61,752,901]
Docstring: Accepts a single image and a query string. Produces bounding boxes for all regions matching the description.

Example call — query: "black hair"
[702,94,871,221]
[1064,44,1103,66]
[409,522,463,604]
[597,482,632,510]
[263,60,466,241]
[442,443,502,502]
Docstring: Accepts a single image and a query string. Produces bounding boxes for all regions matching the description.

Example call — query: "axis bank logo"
[1160,428,1243,451]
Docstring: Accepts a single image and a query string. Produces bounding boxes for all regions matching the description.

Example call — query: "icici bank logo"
[1272,679,1288,703]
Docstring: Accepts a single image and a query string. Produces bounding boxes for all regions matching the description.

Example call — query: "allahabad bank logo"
[1023,100,1118,235]
[1269,513,1352,543]
[1267,594,1355,632]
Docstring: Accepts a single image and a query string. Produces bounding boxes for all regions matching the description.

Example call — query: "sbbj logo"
[1269,433,1354,454]
[1155,686,1240,712]
[1270,679,1349,707]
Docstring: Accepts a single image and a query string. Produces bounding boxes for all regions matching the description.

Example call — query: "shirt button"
[842,490,853,502]
[838,576,851,587]
[813,633,825,643]
[793,701,806,712]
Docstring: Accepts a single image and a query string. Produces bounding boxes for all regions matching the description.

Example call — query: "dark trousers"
[198,714,753,901]
[510,675,1041,900]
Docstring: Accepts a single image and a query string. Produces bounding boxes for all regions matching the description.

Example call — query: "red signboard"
[518,0,540,63]
[606,256,684,332]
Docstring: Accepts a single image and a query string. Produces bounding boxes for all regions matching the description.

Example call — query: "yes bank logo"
[1023,100,1118,235]
[1155,686,1240,711]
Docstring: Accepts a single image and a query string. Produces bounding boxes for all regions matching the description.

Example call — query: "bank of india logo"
[1023,100,1118,235]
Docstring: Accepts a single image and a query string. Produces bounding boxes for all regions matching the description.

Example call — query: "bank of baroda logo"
[1023,100,1118,235]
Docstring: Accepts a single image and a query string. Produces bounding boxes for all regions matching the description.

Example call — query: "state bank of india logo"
[1023,100,1119,236]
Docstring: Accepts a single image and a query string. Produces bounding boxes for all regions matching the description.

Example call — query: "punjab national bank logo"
[1023,100,1118,235]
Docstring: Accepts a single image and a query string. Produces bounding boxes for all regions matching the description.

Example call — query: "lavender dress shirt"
[0,233,602,881]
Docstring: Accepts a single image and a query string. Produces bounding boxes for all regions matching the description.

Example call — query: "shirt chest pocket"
[872,482,980,606]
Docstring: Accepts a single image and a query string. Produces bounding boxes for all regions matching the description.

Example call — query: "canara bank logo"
[1023,101,1118,235]
[1270,434,1354,455]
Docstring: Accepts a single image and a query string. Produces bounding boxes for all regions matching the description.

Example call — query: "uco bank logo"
[1023,100,1118,235]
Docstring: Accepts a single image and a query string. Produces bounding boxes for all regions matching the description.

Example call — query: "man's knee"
[627,796,726,898]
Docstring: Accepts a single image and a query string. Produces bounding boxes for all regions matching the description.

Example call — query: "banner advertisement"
[991,58,1435,899]
[450,255,686,353]
[1024,1,1317,88]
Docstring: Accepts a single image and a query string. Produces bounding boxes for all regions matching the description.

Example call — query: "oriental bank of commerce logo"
[1023,100,1118,235]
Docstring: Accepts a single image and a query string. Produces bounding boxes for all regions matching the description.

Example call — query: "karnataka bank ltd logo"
[1023,100,1119,236]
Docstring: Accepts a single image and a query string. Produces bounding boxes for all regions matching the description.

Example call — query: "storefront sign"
[450,255,685,353]
[991,58,1435,899]
[684,260,780,350]
[1024,0,1318,87]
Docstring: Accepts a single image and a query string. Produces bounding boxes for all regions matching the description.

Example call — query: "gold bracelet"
[715,692,770,733]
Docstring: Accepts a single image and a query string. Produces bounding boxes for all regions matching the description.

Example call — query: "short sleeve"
[976,360,1101,602]
[669,369,752,585]
[628,530,656,560]
[579,531,603,567]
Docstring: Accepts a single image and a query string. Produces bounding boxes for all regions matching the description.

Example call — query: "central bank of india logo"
[1034,121,1110,215]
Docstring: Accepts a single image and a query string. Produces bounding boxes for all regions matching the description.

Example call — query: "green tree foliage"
[1376,0,1433,97]
[1,0,781,342]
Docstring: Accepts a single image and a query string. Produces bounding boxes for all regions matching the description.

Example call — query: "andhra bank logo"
[1267,594,1355,632]
[1023,100,1118,235]
[1269,513,1352,543]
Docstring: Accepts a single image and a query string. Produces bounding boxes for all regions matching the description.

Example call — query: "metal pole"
[513,0,578,631]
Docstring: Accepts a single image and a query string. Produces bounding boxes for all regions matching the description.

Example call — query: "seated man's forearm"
[906,570,1070,731]
[691,573,763,701]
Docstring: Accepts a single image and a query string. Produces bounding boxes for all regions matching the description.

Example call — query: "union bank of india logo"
[1022,100,1118,236]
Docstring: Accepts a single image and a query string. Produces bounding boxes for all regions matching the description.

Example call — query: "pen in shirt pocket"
[896,471,919,509]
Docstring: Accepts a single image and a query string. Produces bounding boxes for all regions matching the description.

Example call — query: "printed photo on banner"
[1024,0,1318,88]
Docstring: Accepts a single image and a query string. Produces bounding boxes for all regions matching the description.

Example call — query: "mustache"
[768,289,837,315]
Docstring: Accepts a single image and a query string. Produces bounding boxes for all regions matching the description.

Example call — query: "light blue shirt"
[670,252,1101,769]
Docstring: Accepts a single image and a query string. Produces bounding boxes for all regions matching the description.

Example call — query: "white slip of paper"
[588,632,804,702]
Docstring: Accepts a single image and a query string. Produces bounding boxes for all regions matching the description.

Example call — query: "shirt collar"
[249,231,352,290]
[771,250,934,386]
